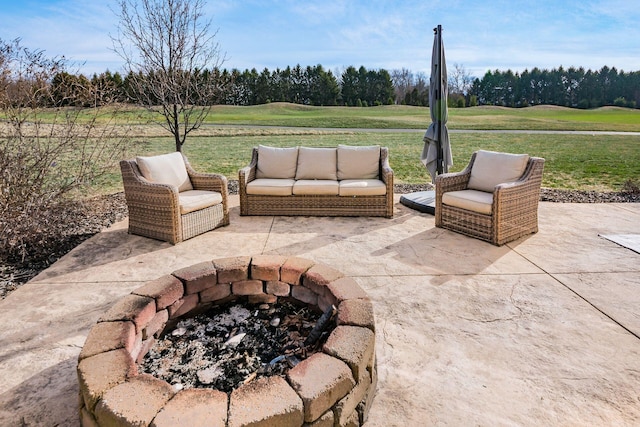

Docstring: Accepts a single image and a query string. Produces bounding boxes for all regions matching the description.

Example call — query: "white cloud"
[1,0,638,77]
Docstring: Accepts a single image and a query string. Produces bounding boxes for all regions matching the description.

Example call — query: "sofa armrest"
[379,147,394,195]
[238,147,258,187]
[238,147,259,215]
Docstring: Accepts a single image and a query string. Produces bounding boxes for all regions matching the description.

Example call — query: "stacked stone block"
[77,256,377,427]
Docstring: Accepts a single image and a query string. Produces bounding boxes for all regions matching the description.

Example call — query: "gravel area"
[1,180,638,300]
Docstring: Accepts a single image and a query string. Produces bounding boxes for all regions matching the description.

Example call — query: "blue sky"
[1,0,639,79]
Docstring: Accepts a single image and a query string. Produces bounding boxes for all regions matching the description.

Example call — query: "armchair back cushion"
[467,150,529,192]
[295,147,337,180]
[136,152,193,192]
[256,145,298,179]
[337,145,380,180]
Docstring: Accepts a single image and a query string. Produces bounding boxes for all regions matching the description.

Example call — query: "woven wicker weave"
[120,154,229,244]
[238,146,394,218]
[435,152,545,246]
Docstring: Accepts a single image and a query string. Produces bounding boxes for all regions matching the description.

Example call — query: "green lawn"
[198,103,640,132]
[95,128,640,194]
[23,103,640,194]
[80,102,640,132]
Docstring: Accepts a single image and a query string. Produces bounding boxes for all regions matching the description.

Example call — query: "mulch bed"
[1,181,638,300]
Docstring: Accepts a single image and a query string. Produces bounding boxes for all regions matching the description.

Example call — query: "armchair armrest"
[182,155,230,225]
[120,159,180,213]
[434,152,476,225]
[184,158,228,195]
[436,151,477,194]
[493,156,545,211]
[436,169,471,193]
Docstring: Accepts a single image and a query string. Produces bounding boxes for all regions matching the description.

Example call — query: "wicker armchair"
[120,152,229,244]
[435,150,545,246]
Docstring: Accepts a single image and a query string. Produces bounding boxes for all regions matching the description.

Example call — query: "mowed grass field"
[80,103,640,193]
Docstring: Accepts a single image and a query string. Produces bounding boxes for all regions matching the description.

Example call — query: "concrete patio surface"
[1,195,639,426]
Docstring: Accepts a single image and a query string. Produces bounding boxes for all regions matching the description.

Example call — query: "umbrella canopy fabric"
[420,25,453,183]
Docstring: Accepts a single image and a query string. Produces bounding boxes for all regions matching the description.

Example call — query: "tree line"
[470,66,640,109]
[47,64,640,111]
[49,64,396,108]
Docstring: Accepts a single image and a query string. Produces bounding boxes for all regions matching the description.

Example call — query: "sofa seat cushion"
[293,180,339,195]
[136,152,193,192]
[246,179,295,196]
[442,189,493,215]
[337,145,380,180]
[256,145,298,179]
[339,179,386,196]
[179,190,223,214]
[468,150,529,193]
[295,147,337,180]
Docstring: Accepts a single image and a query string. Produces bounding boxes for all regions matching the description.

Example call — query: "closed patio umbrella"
[400,24,453,214]
[421,24,452,182]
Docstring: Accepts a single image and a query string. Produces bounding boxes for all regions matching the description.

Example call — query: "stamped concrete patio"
[1,195,639,426]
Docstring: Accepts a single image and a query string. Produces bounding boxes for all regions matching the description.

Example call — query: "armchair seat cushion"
[441,189,493,215]
[178,190,223,214]
[136,152,193,192]
[468,150,529,193]
[246,178,295,196]
[293,180,339,195]
[339,179,387,196]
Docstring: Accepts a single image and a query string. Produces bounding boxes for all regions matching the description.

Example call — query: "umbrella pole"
[436,24,444,176]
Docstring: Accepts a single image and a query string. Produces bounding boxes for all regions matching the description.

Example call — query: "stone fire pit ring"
[77,255,377,426]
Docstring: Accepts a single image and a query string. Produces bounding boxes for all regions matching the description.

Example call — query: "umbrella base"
[399,191,436,215]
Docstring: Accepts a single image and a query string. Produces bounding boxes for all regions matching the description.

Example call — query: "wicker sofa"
[435,150,545,246]
[120,152,229,244]
[239,145,394,217]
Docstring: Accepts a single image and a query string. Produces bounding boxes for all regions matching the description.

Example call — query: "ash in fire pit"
[141,299,330,392]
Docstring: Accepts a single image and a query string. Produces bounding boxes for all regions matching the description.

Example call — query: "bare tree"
[415,72,428,93]
[391,68,413,104]
[112,0,226,152]
[449,63,473,96]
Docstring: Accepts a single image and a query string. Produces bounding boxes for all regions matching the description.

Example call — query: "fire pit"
[77,255,377,426]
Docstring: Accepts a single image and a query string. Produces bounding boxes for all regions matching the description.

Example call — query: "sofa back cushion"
[295,147,337,180]
[337,145,380,180]
[468,150,530,193]
[136,152,193,192]
[256,145,299,179]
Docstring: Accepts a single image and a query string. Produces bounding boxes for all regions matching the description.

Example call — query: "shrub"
[0,38,132,265]
[622,179,640,194]
[577,99,590,109]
